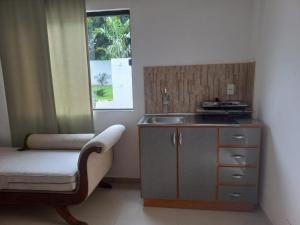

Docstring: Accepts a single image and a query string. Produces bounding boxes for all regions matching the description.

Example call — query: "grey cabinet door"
[140,127,177,199]
[219,167,258,185]
[178,128,217,201]
[219,148,258,166]
[218,186,257,203]
[219,128,261,145]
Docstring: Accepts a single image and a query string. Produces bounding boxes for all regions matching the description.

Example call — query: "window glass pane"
[87,11,133,110]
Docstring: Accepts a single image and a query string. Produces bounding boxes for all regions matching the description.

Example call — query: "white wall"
[253,0,300,225]
[87,0,257,178]
[0,60,11,146]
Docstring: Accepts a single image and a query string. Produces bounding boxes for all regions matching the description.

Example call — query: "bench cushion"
[0,147,80,191]
[26,133,95,150]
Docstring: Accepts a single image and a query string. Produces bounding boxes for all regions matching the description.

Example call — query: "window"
[87,10,133,110]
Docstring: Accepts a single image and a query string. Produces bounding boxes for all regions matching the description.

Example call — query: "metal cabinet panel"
[219,148,258,166]
[218,186,257,203]
[219,167,257,185]
[178,128,217,201]
[220,128,261,145]
[140,127,177,199]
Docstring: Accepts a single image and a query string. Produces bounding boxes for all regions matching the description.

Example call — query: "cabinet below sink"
[138,118,262,211]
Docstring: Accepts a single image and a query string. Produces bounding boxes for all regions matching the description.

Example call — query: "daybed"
[0,124,125,225]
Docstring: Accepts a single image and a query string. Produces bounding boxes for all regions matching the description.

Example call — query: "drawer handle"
[230,193,241,198]
[232,154,245,159]
[233,134,245,139]
[232,174,244,179]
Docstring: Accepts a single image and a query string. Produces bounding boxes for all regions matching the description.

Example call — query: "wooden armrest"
[76,146,103,201]
[76,124,125,198]
[80,124,126,153]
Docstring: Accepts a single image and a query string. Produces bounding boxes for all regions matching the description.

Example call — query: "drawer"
[218,186,257,203]
[219,167,257,185]
[219,148,258,166]
[219,128,261,145]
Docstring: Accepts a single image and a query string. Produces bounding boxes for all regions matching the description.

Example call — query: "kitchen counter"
[137,114,262,128]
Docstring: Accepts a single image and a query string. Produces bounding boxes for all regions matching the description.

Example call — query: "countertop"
[137,114,262,128]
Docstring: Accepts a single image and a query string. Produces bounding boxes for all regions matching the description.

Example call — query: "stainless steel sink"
[146,116,185,124]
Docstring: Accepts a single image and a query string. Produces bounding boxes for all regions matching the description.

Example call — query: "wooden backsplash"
[144,62,255,113]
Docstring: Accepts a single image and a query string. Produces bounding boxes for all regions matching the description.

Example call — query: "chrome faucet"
[162,87,170,112]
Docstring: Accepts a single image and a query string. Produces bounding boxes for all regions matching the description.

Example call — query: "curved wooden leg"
[55,206,88,225]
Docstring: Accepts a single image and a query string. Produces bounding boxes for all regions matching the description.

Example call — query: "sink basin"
[146,116,185,124]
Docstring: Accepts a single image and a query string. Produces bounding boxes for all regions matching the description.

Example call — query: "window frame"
[87,9,130,17]
[87,9,133,111]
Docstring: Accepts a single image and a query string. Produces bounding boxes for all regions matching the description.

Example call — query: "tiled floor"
[0,184,271,225]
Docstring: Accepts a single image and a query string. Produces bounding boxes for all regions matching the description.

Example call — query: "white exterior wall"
[90,60,112,85]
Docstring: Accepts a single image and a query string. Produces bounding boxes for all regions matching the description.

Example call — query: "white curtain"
[0,0,93,146]
[45,0,94,133]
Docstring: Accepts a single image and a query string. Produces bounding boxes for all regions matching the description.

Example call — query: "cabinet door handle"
[232,174,244,179]
[232,154,245,159]
[230,193,241,198]
[179,132,183,145]
[172,132,176,146]
[233,134,245,139]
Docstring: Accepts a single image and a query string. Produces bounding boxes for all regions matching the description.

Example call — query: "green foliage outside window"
[87,15,131,60]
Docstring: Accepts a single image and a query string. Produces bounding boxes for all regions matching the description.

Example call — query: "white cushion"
[26,133,95,150]
[0,147,80,191]
[81,125,125,153]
